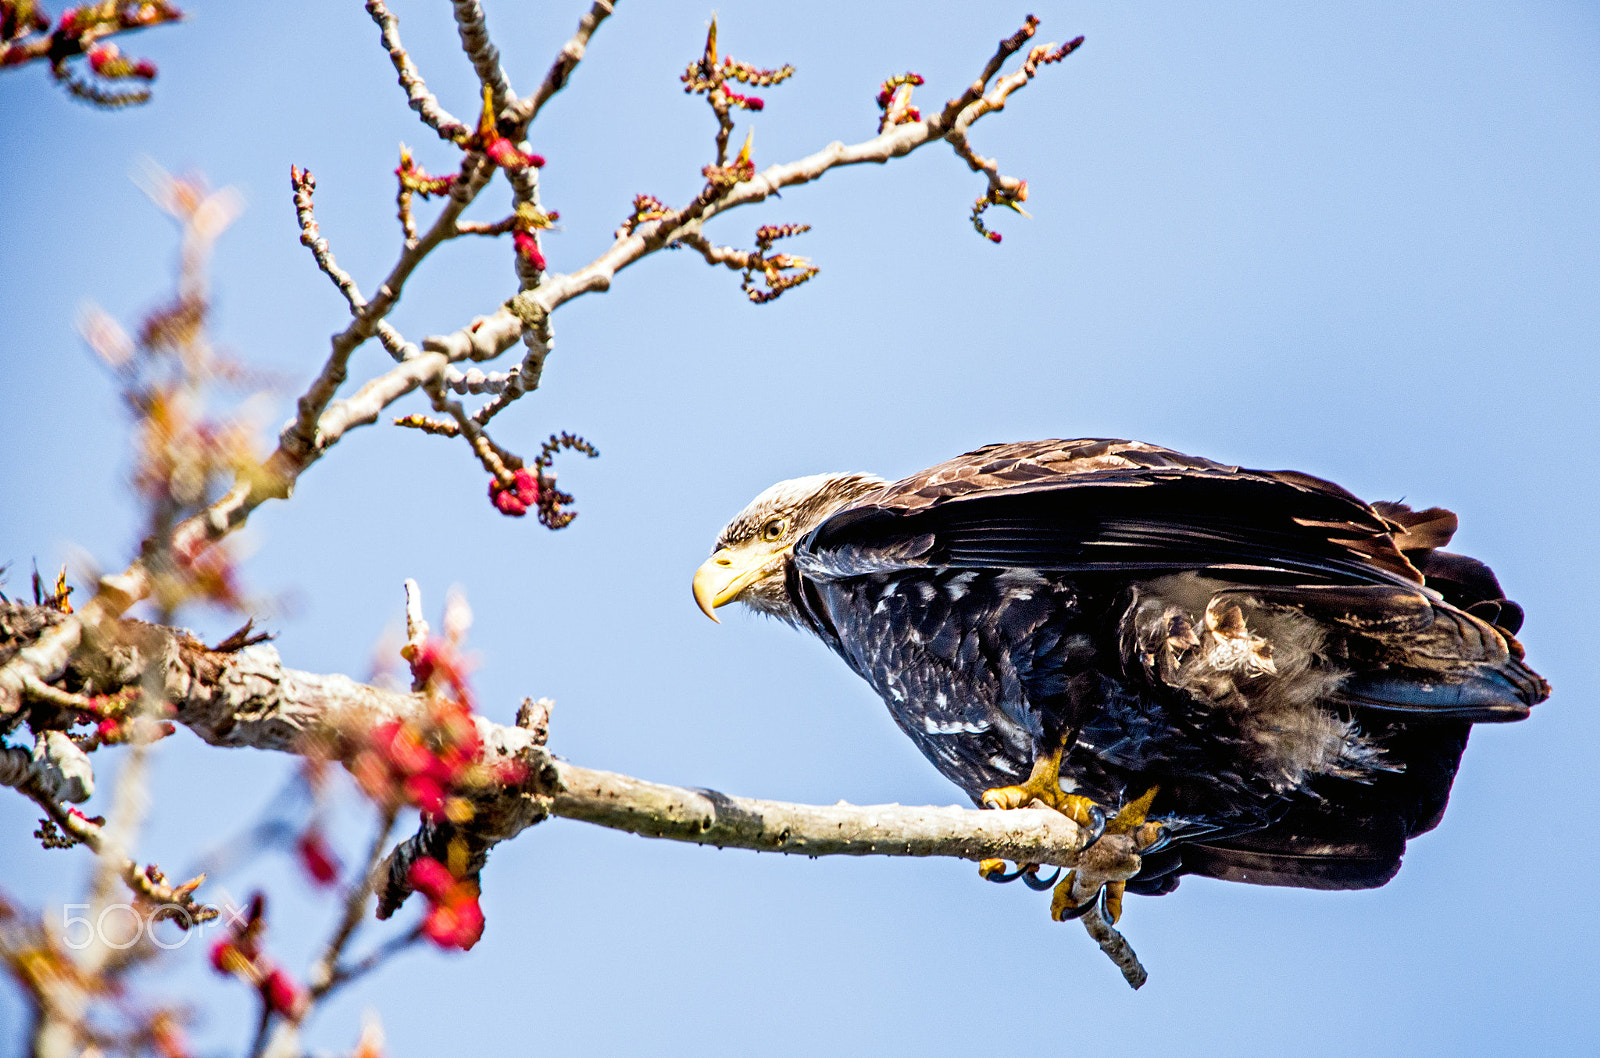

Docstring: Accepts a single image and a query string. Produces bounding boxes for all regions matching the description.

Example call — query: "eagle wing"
[798,438,1428,588]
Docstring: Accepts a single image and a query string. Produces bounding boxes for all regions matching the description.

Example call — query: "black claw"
[1078,804,1108,851]
[1055,886,1100,921]
[982,864,1027,884]
[1138,825,1172,856]
[1022,867,1061,891]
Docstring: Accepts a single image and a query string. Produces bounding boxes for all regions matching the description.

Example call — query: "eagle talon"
[1136,823,1171,856]
[1076,803,1108,851]
[1050,870,1097,921]
[1102,881,1125,925]
[1023,866,1062,891]
[979,860,1063,890]
[1055,898,1096,921]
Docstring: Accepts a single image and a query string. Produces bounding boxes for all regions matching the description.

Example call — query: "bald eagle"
[693,439,1547,916]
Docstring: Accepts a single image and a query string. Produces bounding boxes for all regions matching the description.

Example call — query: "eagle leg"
[981,742,1103,821]
[1050,786,1165,925]
[982,742,1111,857]
[1051,873,1106,921]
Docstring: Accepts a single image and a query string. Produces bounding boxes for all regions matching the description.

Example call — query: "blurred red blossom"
[407,857,485,951]
[347,628,508,823]
[85,40,152,78]
[296,827,341,888]
[209,894,307,1019]
[2,1,184,107]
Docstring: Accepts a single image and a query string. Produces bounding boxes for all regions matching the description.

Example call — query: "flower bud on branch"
[876,72,924,132]
[682,18,793,166]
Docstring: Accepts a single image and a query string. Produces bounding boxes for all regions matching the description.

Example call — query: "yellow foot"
[981,744,1099,818]
[1050,874,1130,924]
[1048,786,1163,925]
[1107,785,1166,851]
[977,858,1011,880]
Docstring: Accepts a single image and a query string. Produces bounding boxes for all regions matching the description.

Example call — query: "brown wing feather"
[806,438,1424,587]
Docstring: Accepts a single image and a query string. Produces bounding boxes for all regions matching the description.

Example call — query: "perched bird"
[693,439,1547,920]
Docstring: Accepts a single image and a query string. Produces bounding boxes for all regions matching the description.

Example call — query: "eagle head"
[693,472,885,625]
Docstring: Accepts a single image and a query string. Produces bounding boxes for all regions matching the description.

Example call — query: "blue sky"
[3,1,1598,1054]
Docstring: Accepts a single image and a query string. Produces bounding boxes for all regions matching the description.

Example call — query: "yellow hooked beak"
[692,544,789,622]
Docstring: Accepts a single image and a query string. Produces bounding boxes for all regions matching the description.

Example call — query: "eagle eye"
[761,517,787,542]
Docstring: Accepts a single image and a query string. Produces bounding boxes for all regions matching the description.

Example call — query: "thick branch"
[127,630,1098,869]
[451,0,514,112]
[4,609,1101,876]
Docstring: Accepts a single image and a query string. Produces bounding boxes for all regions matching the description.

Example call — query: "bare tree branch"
[0,14,1079,699]
[450,0,514,111]
[365,0,470,142]
[502,0,617,131]
[4,600,1147,986]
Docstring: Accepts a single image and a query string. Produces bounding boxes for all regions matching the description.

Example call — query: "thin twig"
[245,998,272,1058]
[290,166,418,363]
[676,231,754,271]
[945,35,1084,203]
[9,773,216,925]
[501,0,616,131]
[444,366,515,395]
[364,0,469,142]
[290,167,362,313]
[279,155,493,466]
[309,805,399,998]
[454,218,518,236]
[938,15,1044,127]
[496,0,619,288]
[421,378,517,484]
[325,926,424,992]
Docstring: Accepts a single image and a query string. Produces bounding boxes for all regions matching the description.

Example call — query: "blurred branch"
[4,746,215,924]
[307,805,398,999]
[0,1,185,109]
